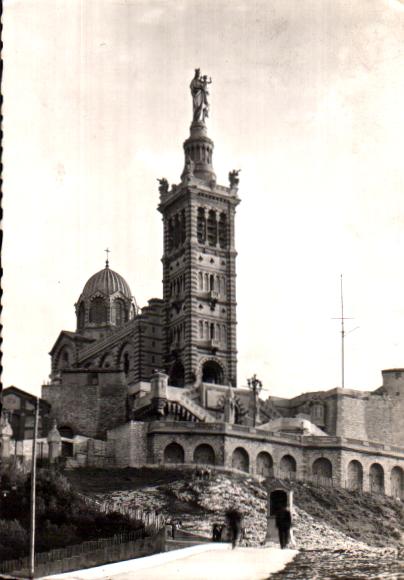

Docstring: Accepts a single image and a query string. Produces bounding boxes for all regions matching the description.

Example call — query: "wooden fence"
[77,492,166,534]
[0,528,166,577]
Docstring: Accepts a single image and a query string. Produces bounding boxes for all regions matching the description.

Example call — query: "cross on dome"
[104,248,111,268]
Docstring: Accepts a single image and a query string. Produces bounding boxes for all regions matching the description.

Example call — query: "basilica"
[1,72,403,500]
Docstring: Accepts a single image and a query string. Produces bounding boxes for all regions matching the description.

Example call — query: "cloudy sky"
[3,0,404,398]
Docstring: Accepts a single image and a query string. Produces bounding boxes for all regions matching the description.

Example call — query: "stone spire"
[182,69,216,184]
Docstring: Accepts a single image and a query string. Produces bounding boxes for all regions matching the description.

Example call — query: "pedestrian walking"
[275,505,292,549]
[225,508,243,549]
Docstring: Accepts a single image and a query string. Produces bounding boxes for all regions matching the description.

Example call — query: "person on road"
[275,505,292,549]
[225,508,243,549]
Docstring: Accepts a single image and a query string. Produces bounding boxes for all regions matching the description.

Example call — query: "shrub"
[0,518,28,560]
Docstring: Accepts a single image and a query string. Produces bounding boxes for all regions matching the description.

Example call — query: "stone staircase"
[171,389,216,423]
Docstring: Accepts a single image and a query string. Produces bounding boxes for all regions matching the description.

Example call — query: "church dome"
[81,265,132,299]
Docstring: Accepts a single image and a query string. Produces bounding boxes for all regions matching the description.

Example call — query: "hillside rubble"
[73,468,403,551]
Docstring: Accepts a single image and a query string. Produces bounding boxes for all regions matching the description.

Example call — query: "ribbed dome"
[81,266,132,299]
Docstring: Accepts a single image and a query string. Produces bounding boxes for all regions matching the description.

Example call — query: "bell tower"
[158,70,240,387]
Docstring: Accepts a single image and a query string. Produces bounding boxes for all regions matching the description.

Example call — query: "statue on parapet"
[229,169,241,189]
[157,178,169,196]
[190,69,212,124]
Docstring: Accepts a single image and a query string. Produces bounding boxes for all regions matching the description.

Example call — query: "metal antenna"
[332,274,354,389]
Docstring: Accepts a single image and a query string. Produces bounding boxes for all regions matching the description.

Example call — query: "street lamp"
[247,374,263,427]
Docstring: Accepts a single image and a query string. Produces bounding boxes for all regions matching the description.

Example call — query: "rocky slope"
[67,468,404,550]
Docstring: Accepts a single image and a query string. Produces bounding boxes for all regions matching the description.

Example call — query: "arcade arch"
[369,463,385,494]
[256,451,273,477]
[347,460,363,491]
[232,447,249,473]
[193,444,215,466]
[312,457,333,479]
[163,442,184,464]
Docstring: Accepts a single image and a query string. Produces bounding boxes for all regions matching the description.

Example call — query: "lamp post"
[29,398,39,580]
[247,374,263,427]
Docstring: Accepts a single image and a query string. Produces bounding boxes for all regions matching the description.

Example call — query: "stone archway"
[269,489,288,516]
[312,457,333,480]
[169,361,185,388]
[231,447,249,473]
[347,460,363,491]
[369,463,385,494]
[279,455,297,477]
[202,360,224,384]
[391,466,403,499]
[164,442,185,464]
[256,451,273,477]
[193,443,215,466]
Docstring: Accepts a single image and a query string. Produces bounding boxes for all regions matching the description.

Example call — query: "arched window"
[164,442,184,464]
[218,213,227,248]
[207,210,217,246]
[180,210,186,243]
[232,447,249,473]
[199,320,204,338]
[168,219,174,251]
[391,466,403,500]
[347,460,363,491]
[280,455,297,476]
[369,463,384,494]
[89,298,107,324]
[77,302,85,329]
[197,208,206,243]
[174,214,180,247]
[311,403,325,426]
[256,451,273,478]
[59,348,72,369]
[312,458,333,481]
[114,299,126,326]
[202,360,223,384]
[194,444,215,466]
[209,274,214,291]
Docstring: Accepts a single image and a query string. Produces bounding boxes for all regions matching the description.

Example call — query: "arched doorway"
[280,455,297,477]
[347,460,363,491]
[169,361,185,388]
[193,444,215,466]
[312,458,333,480]
[256,451,273,477]
[269,489,288,516]
[163,442,185,464]
[202,360,223,384]
[391,466,403,499]
[231,447,249,473]
[369,463,384,494]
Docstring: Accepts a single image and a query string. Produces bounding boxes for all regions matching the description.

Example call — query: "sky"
[2,0,404,398]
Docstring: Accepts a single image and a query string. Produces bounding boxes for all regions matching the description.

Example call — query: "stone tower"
[158,70,240,387]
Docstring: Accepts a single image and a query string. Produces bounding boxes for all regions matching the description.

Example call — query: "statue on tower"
[157,178,169,196]
[229,169,241,189]
[190,69,212,124]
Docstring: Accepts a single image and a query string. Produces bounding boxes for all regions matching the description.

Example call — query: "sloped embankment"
[291,480,404,549]
[67,468,403,549]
